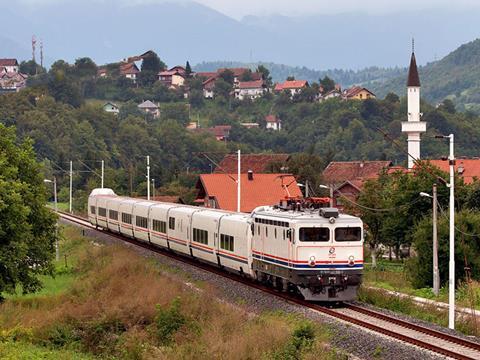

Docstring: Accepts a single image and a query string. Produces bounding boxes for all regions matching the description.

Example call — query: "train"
[88,188,364,301]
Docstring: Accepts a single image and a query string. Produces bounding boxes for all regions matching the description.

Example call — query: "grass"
[0,225,337,359]
[0,340,94,360]
[363,259,480,310]
[358,287,480,337]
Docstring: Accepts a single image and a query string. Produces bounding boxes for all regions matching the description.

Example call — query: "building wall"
[172,74,185,86]
[350,89,375,100]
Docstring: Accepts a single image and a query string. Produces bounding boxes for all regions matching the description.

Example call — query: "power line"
[336,189,422,213]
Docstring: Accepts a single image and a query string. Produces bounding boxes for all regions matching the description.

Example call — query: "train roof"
[252,206,361,223]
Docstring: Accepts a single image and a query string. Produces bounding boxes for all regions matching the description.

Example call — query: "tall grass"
[0,226,336,359]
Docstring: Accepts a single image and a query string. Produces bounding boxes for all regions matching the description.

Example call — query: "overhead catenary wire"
[335,189,423,213]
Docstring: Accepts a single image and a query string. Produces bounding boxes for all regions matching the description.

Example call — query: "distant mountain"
[194,61,405,87]
[0,1,479,70]
[372,38,480,112]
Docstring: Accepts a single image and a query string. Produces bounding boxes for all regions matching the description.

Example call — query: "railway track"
[58,211,480,359]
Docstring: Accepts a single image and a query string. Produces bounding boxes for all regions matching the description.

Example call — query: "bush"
[154,297,186,344]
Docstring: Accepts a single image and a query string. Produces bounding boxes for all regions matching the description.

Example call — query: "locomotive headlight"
[348,255,355,266]
[329,217,336,224]
[309,255,316,267]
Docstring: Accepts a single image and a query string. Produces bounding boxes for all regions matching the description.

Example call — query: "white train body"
[88,188,363,301]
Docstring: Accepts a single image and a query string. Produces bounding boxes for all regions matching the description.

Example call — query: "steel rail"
[58,211,479,360]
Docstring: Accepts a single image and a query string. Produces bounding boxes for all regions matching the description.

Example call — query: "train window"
[299,227,330,242]
[193,228,208,245]
[153,219,166,233]
[90,206,96,214]
[220,234,234,251]
[169,217,175,230]
[136,216,148,229]
[285,222,289,228]
[335,227,362,242]
[121,213,132,224]
[98,207,106,217]
[109,209,118,220]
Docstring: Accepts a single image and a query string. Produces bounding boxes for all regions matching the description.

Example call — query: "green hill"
[372,38,480,112]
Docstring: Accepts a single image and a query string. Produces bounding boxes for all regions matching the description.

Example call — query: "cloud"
[15,0,480,20]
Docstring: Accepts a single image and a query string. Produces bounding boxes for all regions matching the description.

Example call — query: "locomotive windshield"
[334,227,362,242]
[299,227,330,242]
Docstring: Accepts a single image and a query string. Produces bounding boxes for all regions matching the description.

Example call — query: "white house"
[265,114,281,131]
[235,80,266,100]
[0,59,19,73]
[138,100,160,118]
[103,102,119,115]
[202,77,216,99]
[274,80,308,98]
[120,62,140,82]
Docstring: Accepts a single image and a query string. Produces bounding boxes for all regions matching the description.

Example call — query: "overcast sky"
[19,0,480,19]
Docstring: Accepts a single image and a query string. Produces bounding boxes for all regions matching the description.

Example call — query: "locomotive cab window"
[335,227,361,242]
[299,227,330,242]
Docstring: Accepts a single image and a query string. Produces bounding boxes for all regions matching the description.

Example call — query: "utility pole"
[101,160,104,188]
[53,176,59,261]
[329,185,334,207]
[69,160,73,214]
[146,155,150,200]
[448,133,455,329]
[433,183,439,296]
[237,149,241,212]
[152,179,155,200]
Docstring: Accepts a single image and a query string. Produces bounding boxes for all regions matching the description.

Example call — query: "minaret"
[402,40,426,169]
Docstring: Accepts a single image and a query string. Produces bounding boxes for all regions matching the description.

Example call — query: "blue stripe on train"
[253,254,363,269]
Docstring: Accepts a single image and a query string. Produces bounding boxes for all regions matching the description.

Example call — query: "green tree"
[218,69,234,85]
[240,69,253,81]
[73,57,98,78]
[319,76,335,93]
[185,61,192,77]
[214,78,233,99]
[286,76,295,81]
[0,124,57,300]
[139,51,166,87]
[19,60,45,76]
[256,65,272,87]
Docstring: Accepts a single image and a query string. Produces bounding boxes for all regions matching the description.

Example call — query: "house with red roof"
[421,159,480,185]
[157,66,187,87]
[202,77,216,98]
[234,80,266,100]
[0,71,27,93]
[0,59,19,73]
[214,153,290,174]
[342,86,375,100]
[274,80,309,98]
[265,114,282,130]
[195,173,302,212]
[119,62,140,82]
[322,161,403,208]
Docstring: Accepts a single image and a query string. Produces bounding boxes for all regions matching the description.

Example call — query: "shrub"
[154,297,186,344]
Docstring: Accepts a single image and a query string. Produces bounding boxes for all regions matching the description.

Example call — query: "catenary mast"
[402,40,426,169]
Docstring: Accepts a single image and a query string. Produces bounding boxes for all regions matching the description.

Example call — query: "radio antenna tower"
[32,35,37,63]
[40,39,44,68]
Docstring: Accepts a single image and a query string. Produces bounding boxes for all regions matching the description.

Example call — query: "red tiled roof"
[344,86,375,98]
[274,80,308,91]
[265,114,280,123]
[214,153,290,173]
[424,159,480,184]
[0,59,18,66]
[238,80,264,89]
[196,173,302,212]
[323,161,393,184]
[196,72,218,79]
[120,62,139,75]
